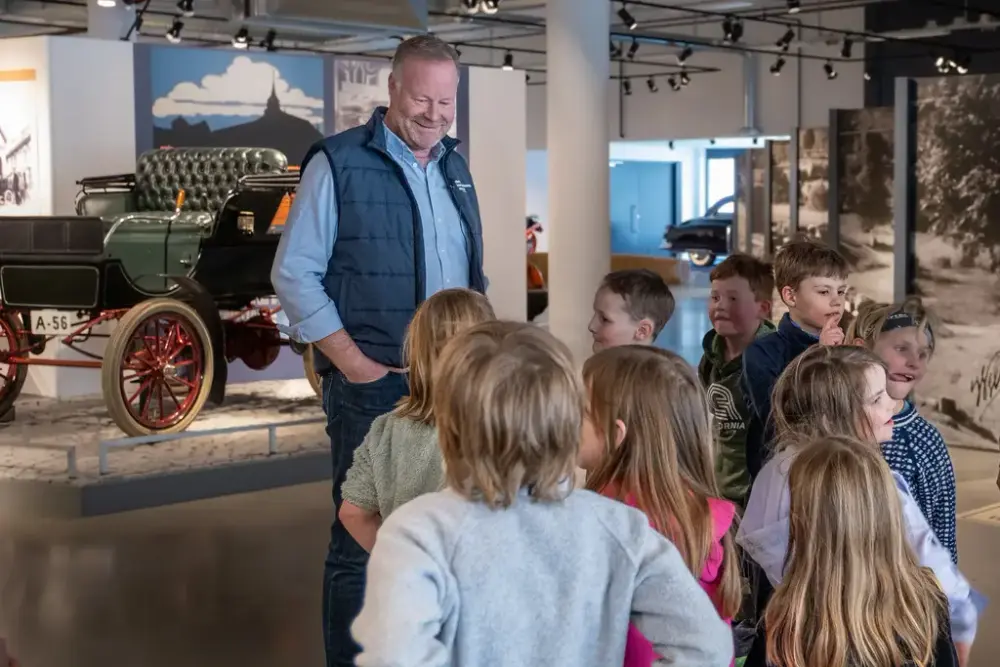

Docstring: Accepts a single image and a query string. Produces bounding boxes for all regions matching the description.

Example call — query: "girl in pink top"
[580,346,740,667]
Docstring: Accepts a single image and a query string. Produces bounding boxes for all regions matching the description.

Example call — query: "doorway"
[609,160,680,256]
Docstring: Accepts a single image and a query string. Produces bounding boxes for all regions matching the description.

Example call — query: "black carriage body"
[0,152,298,316]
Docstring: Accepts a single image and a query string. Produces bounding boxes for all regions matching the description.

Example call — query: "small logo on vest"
[453,180,473,193]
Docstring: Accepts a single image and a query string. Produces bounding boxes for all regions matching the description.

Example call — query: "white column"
[87,0,137,41]
[546,0,611,361]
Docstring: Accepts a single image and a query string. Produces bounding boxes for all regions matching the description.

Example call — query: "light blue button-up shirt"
[271,124,471,344]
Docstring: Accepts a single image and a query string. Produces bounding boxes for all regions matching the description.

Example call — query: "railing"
[0,442,79,479]
[96,417,325,475]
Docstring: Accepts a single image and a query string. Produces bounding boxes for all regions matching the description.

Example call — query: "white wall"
[49,37,136,217]
[527,8,865,147]
[465,66,528,321]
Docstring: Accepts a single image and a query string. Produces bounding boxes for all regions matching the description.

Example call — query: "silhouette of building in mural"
[153,80,323,165]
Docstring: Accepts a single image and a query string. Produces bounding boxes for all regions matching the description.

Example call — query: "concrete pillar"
[87,0,137,41]
[546,0,611,361]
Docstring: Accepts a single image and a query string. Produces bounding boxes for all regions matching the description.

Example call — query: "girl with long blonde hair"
[737,345,979,667]
[767,435,955,667]
[581,345,742,667]
[338,288,495,551]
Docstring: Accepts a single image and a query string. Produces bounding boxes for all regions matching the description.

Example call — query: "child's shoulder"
[379,487,472,539]
[743,324,791,366]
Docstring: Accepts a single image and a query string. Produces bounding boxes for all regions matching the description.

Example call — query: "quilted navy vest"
[301,108,487,372]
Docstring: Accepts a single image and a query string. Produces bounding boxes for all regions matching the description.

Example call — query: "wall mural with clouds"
[135,46,325,165]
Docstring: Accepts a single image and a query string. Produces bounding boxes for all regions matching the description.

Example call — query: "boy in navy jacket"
[740,239,850,480]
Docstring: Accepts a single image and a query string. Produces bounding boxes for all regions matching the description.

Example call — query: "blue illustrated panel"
[145,46,325,165]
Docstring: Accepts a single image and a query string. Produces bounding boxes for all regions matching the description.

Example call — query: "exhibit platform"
[0,379,330,519]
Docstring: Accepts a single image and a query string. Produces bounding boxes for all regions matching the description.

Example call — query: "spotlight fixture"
[679,70,690,86]
[176,0,194,17]
[480,0,499,15]
[232,27,249,49]
[618,3,637,31]
[787,0,800,13]
[165,18,183,43]
[261,29,276,52]
[722,17,743,44]
[863,71,871,81]
[647,77,658,93]
[935,55,948,73]
[622,79,632,96]
[627,38,639,60]
[776,27,795,51]
[610,41,623,59]
[954,54,971,74]
[461,0,479,13]
[823,61,838,80]
[97,0,116,7]
[676,45,692,65]
[525,73,531,83]
[668,76,681,91]
[502,51,514,71]
[770,56,786,75]
[840,38,853,59]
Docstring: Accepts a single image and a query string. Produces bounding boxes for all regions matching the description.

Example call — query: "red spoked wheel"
[101,298,214,437]
[0,312,28,418]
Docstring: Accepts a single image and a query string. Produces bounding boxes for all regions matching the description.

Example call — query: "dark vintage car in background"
[661,195,733,267]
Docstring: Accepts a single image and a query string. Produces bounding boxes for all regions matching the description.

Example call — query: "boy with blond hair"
[352,321,733,667]
[741,240,850,480]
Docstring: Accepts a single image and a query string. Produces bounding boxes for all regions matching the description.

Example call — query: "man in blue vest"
[271,35,487,667]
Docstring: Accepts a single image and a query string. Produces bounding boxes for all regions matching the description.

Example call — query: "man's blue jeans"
[321,370,408,667]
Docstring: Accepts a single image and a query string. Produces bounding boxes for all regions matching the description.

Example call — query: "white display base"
[0,378,330,518]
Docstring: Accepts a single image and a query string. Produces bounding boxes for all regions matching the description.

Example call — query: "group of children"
[335,238,982,667]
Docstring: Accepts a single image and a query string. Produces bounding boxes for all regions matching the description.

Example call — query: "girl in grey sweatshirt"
[351,321,734,667]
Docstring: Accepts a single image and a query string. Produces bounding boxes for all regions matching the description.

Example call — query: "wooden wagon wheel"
[0,312,28,418]
[101,298,214,437]
[302,344,323,399]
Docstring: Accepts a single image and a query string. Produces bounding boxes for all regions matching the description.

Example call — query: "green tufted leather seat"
[82,147,289,235]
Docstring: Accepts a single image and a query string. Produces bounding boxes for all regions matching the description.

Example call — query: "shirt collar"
[382,122,445,164]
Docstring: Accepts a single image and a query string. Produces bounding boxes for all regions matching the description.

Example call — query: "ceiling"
[0,0,995,82]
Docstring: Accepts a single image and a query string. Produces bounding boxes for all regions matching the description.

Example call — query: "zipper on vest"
[371,146,425,309]
[441,151,482,291]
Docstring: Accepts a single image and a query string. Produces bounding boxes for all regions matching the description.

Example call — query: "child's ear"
[635,318,655,342]
[757,299,772,321]
[779,285,796,308]
[614,419,628,448]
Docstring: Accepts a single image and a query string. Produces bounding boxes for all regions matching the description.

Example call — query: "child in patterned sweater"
[848,299,957,562]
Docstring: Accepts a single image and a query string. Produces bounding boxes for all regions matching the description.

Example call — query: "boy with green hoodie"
[698,254,776,508]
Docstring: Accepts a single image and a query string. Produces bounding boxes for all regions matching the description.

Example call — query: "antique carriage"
[0,147,321,437]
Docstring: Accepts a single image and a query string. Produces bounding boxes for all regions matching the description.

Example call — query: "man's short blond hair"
[391,34,460,76]
[433,321,582,508]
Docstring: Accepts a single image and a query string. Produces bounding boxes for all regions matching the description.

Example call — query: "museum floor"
[0,284,997,667]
